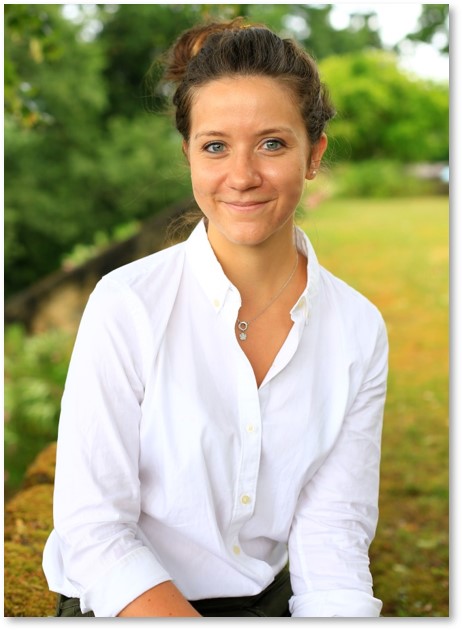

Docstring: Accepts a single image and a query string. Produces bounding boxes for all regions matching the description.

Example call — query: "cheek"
[190,162,218,195]
[189,165,205,195]
[268,161,307,192]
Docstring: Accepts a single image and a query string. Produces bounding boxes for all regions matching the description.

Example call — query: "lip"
[222,200,271,211]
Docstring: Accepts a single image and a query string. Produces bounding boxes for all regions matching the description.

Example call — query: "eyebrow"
[193,127,296,140]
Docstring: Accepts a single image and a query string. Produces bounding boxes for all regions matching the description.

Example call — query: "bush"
[319,51,449,163]
[4,325,73,496]
[332,161,440,198]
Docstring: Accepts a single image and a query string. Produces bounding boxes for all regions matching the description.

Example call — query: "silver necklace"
[236,252,299,341]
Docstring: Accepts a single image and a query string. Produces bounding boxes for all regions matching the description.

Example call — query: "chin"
[218,225,280,248]
[204,209,296,250]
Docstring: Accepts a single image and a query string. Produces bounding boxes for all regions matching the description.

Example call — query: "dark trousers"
[55,566,292,617]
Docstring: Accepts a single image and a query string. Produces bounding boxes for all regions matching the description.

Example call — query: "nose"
[226,150,262,191]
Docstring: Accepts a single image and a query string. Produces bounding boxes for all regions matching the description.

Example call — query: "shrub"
[4,325,73,496]
[332,161,440,198]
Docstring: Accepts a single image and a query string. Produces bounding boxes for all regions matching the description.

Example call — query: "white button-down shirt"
[43,220,388,617]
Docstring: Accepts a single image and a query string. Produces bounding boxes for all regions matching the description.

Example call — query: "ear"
[182,140,190,164]
[306,133,328,180]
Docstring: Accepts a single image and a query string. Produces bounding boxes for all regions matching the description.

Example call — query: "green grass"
[298,195,449,617]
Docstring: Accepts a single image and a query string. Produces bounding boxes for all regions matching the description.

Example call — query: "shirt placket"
[229,360,262,558]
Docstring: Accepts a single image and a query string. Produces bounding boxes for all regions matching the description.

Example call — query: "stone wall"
[5,199,194,335]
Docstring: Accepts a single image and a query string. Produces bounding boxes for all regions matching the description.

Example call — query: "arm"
[288,317,388,617]
[52,278,186,616]
[117,581,201,617]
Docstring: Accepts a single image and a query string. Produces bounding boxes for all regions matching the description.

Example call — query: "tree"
[96,4,201,120]
[4,4,192,297]
[404,4,449,54]
[5,5,109,292]
[319,51,449,162]
[246,4,383,59]
[4,4,66,127]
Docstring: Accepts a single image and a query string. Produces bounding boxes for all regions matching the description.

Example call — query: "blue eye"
[205,142,225,153]
[263,139,284,151]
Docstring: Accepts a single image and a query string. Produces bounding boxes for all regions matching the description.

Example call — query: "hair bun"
[165,18,248,83]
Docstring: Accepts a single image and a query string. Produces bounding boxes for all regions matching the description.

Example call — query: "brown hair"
[164,18,335,145]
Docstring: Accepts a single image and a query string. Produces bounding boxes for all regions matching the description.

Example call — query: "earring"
[312,169,317,176]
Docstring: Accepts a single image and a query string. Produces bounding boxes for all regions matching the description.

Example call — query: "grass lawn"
[298,195,449,617]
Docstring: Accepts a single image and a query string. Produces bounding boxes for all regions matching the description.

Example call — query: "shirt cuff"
[289,589,383,617]
[80,545,172,617]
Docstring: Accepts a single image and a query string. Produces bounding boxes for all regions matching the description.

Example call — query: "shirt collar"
[292,225,321,325]
[185,219,320,323]
[185,220,235,314]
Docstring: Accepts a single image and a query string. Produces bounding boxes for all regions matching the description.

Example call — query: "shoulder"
[319,266,384,327]
[318,266,388,362]
[101,240,186,293]
[80,241,186,337]
[91,240,186,307]
[299,225,385,335]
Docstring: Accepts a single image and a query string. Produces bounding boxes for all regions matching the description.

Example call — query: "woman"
[43,19,388,617]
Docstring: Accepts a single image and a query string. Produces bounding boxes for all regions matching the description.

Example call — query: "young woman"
[43,19,388,617]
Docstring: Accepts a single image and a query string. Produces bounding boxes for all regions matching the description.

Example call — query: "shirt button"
[213,299,220,308]
[233,545,241,555]
[246,424,255,433]
[241,494,252,505]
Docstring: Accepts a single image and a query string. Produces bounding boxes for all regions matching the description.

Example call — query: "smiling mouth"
[222,200,271,209]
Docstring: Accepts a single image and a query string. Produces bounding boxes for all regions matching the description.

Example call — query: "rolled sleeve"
[80,546,171,617]
[288,316,388,617]
[290,589,382,617]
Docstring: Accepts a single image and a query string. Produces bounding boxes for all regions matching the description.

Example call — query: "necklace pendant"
[237,320,248,341]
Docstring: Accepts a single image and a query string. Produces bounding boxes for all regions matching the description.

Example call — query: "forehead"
[189,75,305,135]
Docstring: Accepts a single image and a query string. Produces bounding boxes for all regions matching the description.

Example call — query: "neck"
[206,222,298,303]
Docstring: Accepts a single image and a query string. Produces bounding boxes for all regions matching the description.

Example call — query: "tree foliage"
[4,4,449,297]
[4,4,66,126]
[97,4,203,119]
[320,51,449,162]
[4,5,191,296]
[405,4,449,54]
[245,4,382,58]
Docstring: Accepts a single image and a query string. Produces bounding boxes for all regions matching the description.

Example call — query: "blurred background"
[4,3,449,617]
